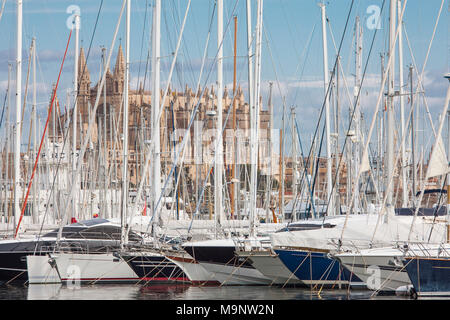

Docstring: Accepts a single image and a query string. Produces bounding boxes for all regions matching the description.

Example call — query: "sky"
[0,0,449,157]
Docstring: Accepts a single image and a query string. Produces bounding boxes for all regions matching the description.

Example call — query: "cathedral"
[53,46,273,190]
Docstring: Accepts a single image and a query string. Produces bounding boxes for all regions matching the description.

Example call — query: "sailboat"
[335,68,450,294]
[30,1,143,285]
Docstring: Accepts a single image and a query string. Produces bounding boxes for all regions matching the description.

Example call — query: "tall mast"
[250,0,263,236]
[265,81,273,222]
[14,0,23,230]
[102,47,108,219]
[231,15,237,219]
[291,107,298,220]
[72,13,80,222]
[31,37,38,224]
[4,64,11,224]
[280,97,286,220]
[386,0,397,219]
[121,0,131,247]
[319,2,333,216]
[246,0,254,223]
[151,0,161,242]
[410,65,416,200]
[398,0,408,207]
[215,0,224,236]
[353,16,362,213]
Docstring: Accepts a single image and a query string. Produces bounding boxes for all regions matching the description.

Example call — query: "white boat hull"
[27,255,62,284]
[237,251,302,286]
[165,253,219,285]
[336,250,411,292]
[198,261,272,286]
[51,252,139,284]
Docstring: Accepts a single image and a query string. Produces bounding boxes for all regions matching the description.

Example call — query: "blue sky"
[0,0,449,155]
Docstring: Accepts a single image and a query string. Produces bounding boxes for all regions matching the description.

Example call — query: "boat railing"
[393,241,450,258]
[235,238,272,252]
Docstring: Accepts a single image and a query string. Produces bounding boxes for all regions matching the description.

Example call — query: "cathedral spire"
[113,44,125,94]
[114,44,125,79]
[78,47,90,95]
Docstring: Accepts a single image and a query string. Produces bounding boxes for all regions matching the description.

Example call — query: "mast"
[72,13,80,222]
[410,65,416,201]
[385,0,397,220]
[291,107,298,220]
[102,47,108,219]
[280,97,286,220]
[120,0,130,247]
[265,82,273,222]
[398,0,408,207]
[319,2,333,216]
[14,0,23,230]
[231,15,237,219]
[31,37,38,224]
[353,16,362,213]
[4,64,11,225]
[447,74,450,243]
[215,0,224,236]
[246,0,254,223]
[250,0,263,236]
[151,0,161,243]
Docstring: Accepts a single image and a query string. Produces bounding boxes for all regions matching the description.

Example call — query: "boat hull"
[274,248,362,287]
[121,252,189,284]
[335,251,411,292]
[27,255,61,284]
[403,256,450,296]
[236,250,302,286]
[165,253,219,286]
[182,244,272,285]
[50,252,139,284]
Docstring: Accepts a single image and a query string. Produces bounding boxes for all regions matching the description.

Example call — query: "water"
[0,283,413,300]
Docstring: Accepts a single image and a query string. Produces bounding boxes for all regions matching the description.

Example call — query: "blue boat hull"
[403,256,450,296]
[274,248,362,287]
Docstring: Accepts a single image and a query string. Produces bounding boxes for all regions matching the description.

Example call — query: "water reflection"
[0,283,414,300]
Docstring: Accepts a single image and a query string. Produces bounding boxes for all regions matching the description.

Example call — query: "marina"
[0,0,449,306]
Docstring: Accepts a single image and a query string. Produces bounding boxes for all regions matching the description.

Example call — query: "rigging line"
[300,1,356,212]
[34,0,105,241]
[186,64,245,234]
[45,1,111,240]
[14,29,73,239]
[340,0,407,240]
[0,0,5,24]
[426,175,447,243]
[135,0,149,92]
[129,0,196,238]
[167,0,200,91]
[367,2,446,243]
[327,15,382,209]
[0,86,7,130]
[143,0,241,236]
[403,26,439,139]
[195,1,216,95]
[291,23,317,105]
[294,119,318,218]
[369,79,417,243]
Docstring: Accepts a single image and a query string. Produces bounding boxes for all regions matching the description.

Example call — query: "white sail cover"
[270,214,447,250]
[426,132,449,179]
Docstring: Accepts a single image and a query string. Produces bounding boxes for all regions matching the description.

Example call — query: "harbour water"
[0,284,414,300]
